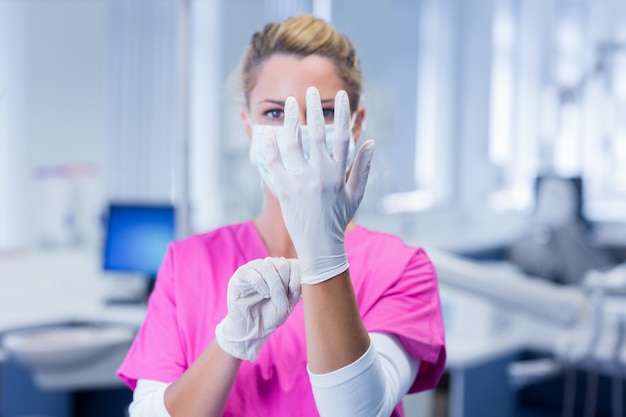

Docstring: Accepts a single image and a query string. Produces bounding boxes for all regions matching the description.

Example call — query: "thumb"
[346,140,375,205]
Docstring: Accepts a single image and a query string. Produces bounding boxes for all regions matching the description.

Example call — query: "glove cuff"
[301,254,349,285]
[215,321,264,362]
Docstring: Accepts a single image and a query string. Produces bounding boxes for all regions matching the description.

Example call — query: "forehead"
[250,54,346,104]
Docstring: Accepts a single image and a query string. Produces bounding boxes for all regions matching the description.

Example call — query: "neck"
[253,191,298,258]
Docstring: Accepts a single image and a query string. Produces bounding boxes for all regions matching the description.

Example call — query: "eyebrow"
[258,99,284,106]
[257,98,335,106]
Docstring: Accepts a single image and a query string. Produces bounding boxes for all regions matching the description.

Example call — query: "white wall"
[3,0,625,251]
[23,0,108,248]
[0,1,109,249]
[0,1,27,251]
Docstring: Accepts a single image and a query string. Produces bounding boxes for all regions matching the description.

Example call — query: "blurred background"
[1,0,626,416]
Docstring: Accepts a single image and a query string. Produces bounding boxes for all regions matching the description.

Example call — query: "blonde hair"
[238,15,362,112]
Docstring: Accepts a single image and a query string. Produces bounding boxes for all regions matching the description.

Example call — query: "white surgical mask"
[249,121,357,195]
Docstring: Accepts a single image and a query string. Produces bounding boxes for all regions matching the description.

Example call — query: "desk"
[0,248,146,417]
[441,285,521,417]
[0,249,146,333]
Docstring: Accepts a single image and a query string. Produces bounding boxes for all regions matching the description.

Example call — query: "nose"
[298,109,307,126]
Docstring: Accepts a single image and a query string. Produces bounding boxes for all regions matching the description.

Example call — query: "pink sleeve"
[363,248,446,393]
[117,245,187,390]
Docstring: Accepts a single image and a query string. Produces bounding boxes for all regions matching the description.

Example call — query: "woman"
[117,14,446,417]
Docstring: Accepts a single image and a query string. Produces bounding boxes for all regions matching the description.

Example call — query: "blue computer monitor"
[103,203,176,278]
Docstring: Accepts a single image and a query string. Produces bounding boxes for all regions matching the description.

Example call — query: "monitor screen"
[103,203,176,278]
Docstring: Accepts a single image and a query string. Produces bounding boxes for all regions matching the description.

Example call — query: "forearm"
[302,268,370,374]
[309,333,420,417]
[163,339,241,417]
[159,257,297,416]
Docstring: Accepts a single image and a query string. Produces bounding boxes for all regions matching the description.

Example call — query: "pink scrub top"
[117,221,446,417]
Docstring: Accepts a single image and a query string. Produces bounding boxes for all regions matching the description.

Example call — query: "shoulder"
[169,221,253,255]
[347,225,435,285]
[347,225,410,250]
[347,225,427,264]
[161,220,260,275]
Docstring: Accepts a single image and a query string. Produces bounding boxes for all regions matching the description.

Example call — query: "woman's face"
[242,54,364,139]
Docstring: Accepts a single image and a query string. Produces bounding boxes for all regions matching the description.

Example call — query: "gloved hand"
[263,87,375,284]
[215,257,301,361]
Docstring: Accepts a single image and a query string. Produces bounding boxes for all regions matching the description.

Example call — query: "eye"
[322,107,335,121]
[263,108,284,120]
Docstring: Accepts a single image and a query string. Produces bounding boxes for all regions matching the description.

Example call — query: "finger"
[333,90,351,170]
[283,96,306,169]
[263,126,282,166]
[346,140,375,205]
[271,257,291,287]
[263,126,289,185]
[286,259,302,305]
[270,257,301,307]
[305,86,328,162]
[258,258,290,313]
[233,261,270,300]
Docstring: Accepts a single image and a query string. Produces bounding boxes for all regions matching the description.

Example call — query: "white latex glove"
[215,257,301,361]
[263,87,375,284]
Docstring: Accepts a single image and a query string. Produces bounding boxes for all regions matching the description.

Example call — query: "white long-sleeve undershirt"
[309,332,420,417]
[128,379,171,417]
[127,332,420,417]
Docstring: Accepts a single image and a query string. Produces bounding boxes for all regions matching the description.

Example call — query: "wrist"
[215,320,267,361]
[300,254,349,285]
